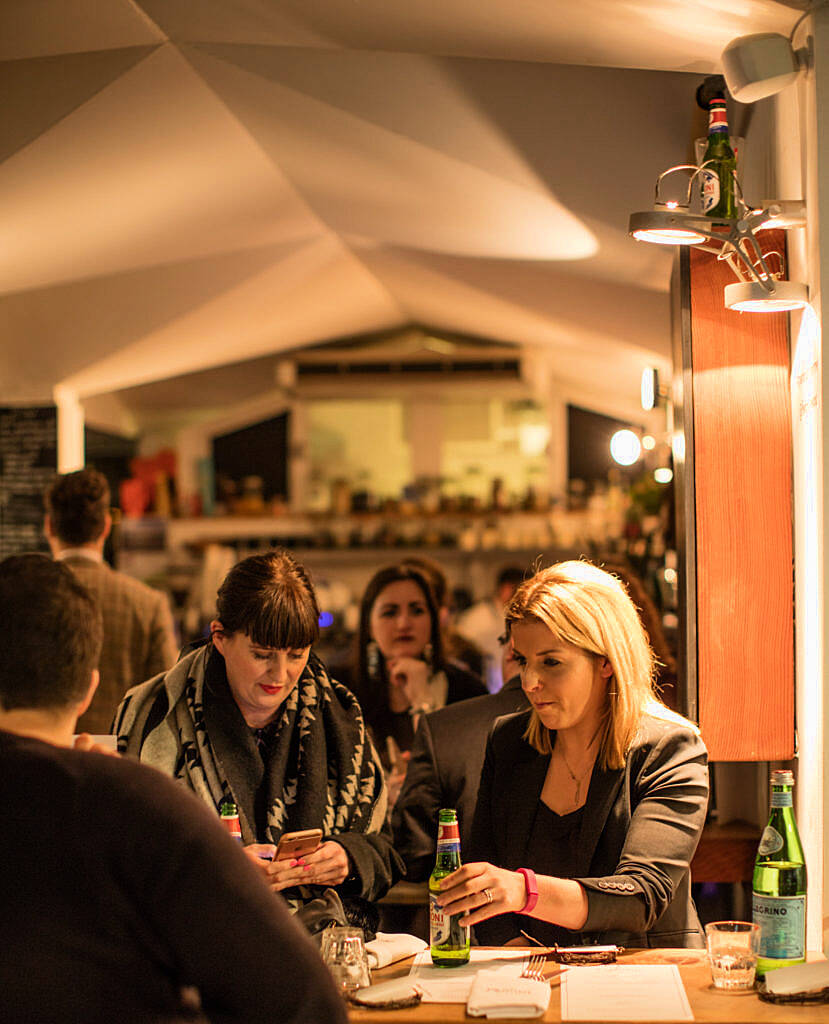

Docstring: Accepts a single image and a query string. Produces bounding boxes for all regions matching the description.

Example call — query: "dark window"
[212,413,289,502]
[567,405,641,485]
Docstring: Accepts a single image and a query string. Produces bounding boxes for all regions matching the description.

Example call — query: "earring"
[367,640,380,679]
[423,642,434,670]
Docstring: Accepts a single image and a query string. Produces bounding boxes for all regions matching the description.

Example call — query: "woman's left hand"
[387,656,432,711]
[437,861,528,926]
[294,840,350,887]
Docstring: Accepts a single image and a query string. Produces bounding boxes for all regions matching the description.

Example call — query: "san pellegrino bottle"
[220,801,243,842]
[752,769,807,977]
[700,96,737,220]
[429,808,470,966]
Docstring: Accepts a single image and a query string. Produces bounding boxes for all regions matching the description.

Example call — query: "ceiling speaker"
[721,32,803,103]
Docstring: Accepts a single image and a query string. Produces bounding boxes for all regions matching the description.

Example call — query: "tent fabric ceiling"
[0,0,797,416]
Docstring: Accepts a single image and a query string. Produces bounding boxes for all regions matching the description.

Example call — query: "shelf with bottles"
[115,504,631,558]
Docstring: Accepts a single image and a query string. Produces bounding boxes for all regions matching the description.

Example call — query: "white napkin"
[764,961,829,995]
[466,968,551,1019]
[365,932,428,969]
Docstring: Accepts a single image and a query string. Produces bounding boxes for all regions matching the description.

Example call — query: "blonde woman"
[436,560,708,948]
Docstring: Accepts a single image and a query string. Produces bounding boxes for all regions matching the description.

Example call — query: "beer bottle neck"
[708,103,729,137]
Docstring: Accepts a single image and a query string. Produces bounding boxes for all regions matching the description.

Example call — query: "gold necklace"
[558,744,596,806]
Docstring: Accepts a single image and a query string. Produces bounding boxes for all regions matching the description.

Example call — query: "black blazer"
[392,677,528,881]
[470,709,709,948]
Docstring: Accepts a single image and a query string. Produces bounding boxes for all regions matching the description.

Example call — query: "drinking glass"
[705,920,760,991]
[320,926,371,995]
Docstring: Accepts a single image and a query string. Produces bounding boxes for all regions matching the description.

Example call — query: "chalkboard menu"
[0,406,57,558]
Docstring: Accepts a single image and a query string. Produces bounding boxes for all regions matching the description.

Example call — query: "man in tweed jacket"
[45,467,177,734]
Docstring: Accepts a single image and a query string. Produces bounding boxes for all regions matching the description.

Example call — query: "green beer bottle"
[700,96,737,220]
[219,801,243,842]
[429,808,470,966]
[752,769,807,978]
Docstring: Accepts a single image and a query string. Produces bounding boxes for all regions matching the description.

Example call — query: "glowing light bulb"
[610,430,642,466]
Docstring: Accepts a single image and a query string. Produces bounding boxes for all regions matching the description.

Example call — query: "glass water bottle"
[752,769,807,978]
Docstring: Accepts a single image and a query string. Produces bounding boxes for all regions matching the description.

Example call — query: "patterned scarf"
[114,644,388,849]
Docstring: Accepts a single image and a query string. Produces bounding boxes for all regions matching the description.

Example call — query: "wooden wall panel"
[689,233,794,761]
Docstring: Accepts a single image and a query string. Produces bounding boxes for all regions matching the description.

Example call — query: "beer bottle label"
[430,893,451,946]
[771,790,793,808]
[701,171,720,213]
[758,825,784,856]
[437,819,461,850]
[752,894,806,959]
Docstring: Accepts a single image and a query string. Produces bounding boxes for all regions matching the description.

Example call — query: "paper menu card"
[561,964,693,1021]
[408,949,531,1003]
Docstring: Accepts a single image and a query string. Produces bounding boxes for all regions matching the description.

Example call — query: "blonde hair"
[505,560,687,770]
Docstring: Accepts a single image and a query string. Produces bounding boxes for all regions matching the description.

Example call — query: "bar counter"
[347,948,829,1024]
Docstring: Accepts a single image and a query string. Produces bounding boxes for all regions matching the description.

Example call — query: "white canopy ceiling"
[0,0,799,420]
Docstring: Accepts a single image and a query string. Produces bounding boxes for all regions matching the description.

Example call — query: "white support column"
[53,384,84,472]
[790,6,828,954]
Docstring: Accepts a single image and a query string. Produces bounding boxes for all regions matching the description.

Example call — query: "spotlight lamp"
[641,367,670,411]
[628,164,809,313]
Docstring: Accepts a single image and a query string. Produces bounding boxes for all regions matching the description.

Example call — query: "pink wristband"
[517,868,539,914]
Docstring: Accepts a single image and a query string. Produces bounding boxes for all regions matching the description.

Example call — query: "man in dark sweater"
[0,554,346,1024]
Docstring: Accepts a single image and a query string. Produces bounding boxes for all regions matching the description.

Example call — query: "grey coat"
[470,709,709,948]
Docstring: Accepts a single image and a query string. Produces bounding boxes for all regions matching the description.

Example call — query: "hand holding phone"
[274,828,323,862]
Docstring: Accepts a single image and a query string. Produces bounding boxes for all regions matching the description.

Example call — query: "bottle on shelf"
[429,808,471,966]
[752,769,807,978]
[700,96,738,220]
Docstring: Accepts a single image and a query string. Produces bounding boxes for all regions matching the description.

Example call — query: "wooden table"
[348,948,829,1023]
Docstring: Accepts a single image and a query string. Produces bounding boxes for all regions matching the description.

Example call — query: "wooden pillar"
[677,233,794,761]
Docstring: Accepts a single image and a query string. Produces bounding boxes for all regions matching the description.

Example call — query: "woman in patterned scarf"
[115,549,402,913]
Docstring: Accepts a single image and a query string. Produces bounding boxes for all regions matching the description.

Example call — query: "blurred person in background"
[456,566,525,692]
[392,631,528,885]
[44,466,177,734]
[602,562,678,712]
[401,555,485,678]
[116,549,401,924]
[351,563,486,806]
[0,554,345,1024]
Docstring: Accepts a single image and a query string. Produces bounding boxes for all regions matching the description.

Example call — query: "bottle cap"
[770,769,795,785]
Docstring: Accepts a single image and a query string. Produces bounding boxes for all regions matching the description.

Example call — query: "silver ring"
[483,888,493,904]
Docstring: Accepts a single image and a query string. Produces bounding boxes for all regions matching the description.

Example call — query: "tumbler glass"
[320,926,371,994]
[705,920,760,991]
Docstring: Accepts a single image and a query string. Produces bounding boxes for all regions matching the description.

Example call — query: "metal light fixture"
[641,367,670,411]
[724,280,809,312]
[629,164,809,314]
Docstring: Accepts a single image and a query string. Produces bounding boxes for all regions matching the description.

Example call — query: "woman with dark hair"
[352,564,485,782]
[116,550,401,913]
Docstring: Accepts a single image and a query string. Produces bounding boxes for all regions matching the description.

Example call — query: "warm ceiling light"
[610,429,642,466]
[642,434,657,451]
[654,467,674,484]
[629,210,707,245]
[724,280,810,313]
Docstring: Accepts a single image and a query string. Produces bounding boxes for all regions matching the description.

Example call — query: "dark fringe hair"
[215,549,319,649]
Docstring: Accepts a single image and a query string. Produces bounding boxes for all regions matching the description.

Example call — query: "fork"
[520,953,546,981]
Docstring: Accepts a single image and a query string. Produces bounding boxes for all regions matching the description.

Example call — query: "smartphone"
[274,828,323,861]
